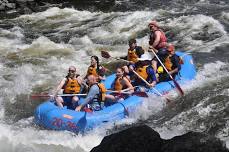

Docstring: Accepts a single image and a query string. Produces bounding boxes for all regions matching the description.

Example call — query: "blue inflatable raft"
[34,52,196,133]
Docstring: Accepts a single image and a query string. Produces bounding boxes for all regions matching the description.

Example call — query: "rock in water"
[162,132,229,152]
[91,125,229,152]
[91,125,163,152]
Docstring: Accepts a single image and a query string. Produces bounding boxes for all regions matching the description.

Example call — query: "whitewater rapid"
[0,3,228,151]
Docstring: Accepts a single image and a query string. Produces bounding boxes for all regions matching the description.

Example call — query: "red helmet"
[148,20,159,28]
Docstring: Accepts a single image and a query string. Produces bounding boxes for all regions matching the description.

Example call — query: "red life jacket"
[149,29,167,49]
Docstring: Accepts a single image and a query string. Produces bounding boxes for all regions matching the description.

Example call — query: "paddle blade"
[133,91,148,97]
[173,79,184,96]
[101,50,111,59]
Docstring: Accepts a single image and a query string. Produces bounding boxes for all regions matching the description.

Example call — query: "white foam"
[181,61,228,94]
[165,14,228,52]
[0,6,228,151]
[152,61,229,140]
[69,35,93,45]
[17,7,94,22]
[19,36,74,57]
[221,12,229,23]
[89,11,160,43]
[0,122,104,152]
[154,100,211,139]
[217,120,229,149]
[0,26,25,53]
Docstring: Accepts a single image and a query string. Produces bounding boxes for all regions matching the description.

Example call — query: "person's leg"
[55,96,64,108]
[72,96,79,110]
[105,94,117,101]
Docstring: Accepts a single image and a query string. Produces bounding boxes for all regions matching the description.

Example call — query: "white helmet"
[138,52,153,61]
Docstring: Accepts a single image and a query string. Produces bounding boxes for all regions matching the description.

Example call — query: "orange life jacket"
[127,49,139,63]
[87,65,98,77]
[164,55,183,71]
[136,65,149,80]
[63,77,81,94]
[164,56,173,71]
[96,83,106,102]
[114,77,129,91]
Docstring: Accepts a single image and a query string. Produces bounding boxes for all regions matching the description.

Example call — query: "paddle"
[132,70,171,102]
[101,50,169,100]
[30,93,87,99]
[149,47,184,96]
[101,50,129,63]
[106,89,148,97]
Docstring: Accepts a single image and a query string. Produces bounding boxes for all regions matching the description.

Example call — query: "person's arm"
[120,56,127,60]
[121,77,134,94]
[169,55,181,75]
[77,76,83,85]
[75,85,99,111]
[169,55,181,74]
[77,76,89,92]
[152,31,161,48]
[148,67,157,87]
[53,78,66,96]
[98,66,106,80]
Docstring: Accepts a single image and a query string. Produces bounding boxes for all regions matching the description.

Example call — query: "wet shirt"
[80,84,100,107]
[147,66,157,82]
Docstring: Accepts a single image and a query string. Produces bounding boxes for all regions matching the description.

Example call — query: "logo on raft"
[52,117,78,130]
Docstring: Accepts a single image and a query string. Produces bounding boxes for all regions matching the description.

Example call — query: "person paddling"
[131,54,157,88]
[53,66,84,110]
[148,20,168,72]
[157,44,182,82]
[106,67,134,101]
[122,39,145,78]
[125,39,145,64]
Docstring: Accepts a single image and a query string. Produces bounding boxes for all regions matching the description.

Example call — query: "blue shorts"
[62,96,73,108]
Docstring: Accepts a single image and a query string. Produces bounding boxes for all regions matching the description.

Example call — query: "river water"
[0,0,229,151]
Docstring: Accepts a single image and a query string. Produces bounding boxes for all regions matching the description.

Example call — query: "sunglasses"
[69,69,76,73]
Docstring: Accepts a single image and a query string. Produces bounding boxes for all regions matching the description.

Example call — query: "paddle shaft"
[31,93,87,98]
[132,70,151,87]
[150,48,173,79]
[106,90,131,94]
[132,69,171,102]
[111,57,130,63]
[57,94,87,97]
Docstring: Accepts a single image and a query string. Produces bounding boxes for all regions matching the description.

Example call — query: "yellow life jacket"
[87,65,98,77]
[164,56,173,71]
[63,77,81,94]
[97,83,106,102]
[127,49,139,63]
[136,65,148,80]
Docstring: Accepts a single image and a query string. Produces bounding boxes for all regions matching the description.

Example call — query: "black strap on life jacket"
[62,74,80,90]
